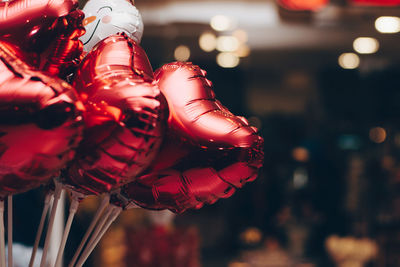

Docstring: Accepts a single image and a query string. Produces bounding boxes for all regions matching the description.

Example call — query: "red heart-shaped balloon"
[0,0,79,53]
[0,40,84,198]
[64,33,166,196]
[0,0,85,78]
[114,62,264,213]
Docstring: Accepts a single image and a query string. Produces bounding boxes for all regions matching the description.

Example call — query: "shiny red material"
[0,0,78,53]
[116,62,264,213]
[278,0,329,11]
[40,9,86,79]
[0,0,85,78]
[0,40,84,198]
[64,33,165,196]
[350,0,400,6]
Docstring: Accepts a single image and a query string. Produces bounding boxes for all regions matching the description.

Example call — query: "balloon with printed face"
[0,40,84,198]
[113,62,264,213]
[80,0,144,52]
[63,33,165,196]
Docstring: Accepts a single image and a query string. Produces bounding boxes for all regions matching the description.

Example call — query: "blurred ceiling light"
[353,37,379,54]
[199,32,217,52]
[232,29,248,44]
[216,52,240,68]
[210,15,234,31]
[278,0,329,11]
[369,127,387,143]
[174,45,190,61]
[216,36,239,52]
[375,16,400,33]
[140,2,278,28]
[234,44,251,58]
[338,53,360,69]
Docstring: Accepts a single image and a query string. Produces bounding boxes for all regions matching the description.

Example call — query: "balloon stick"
[75,206,121,267]
[39,183,62,267]
[6,196,12,267]
[53,197,79,267]
[29,193,52,267]
[0,200,6,267]
[68,195,109,267]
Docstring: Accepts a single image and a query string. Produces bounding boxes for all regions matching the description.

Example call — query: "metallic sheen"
[116,62,264,213]
[0,40,84,198]
[0,0,78,52]
[0,0,85,79]
[64,34,165,196]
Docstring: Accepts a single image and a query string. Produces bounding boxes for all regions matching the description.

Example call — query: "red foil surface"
[351,0,400,6]
[65,34,165,196]
[40,9,86,79]
[0,0,85,78]
[0,40,84,197]
[118,62,264,213]
[0,0,79,53]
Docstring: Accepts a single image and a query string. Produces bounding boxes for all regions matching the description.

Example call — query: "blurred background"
[12,0,400,266]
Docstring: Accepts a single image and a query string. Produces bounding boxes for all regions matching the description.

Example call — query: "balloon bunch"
[0,0,264,266]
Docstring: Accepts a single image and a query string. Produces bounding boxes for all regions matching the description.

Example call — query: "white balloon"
[80,0,144,52]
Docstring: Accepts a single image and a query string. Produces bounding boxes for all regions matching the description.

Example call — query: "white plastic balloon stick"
[0,200,5,267]
[75,206,122,267]
[7,196,12,267]
[53,197,80,267]
[68,195,110,267]
[79,205,114,257]
[39,183,62,267]
[29,193,52,267]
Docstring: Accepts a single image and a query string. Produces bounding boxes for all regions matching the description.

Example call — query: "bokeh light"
[292,147,309,162]
[369,127,387,143]
[234,44,251,58]
[216,36,239,52]
[232,29,248,44]
[375,16,400,33]
[338,53,360,69]
[216,52,240,68]
[174,45,190,61]
[240,227,263,245]
[199,32,217,52]
[353,37,379,54]
[210,15,233,32]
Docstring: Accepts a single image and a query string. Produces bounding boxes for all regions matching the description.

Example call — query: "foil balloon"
[0,0,85,79]
[0,0,81,54]
[64,33,165,196]
[80,0,144,52]
[114,62,264,213]
[0,40,84,198]
[40,9,86,79]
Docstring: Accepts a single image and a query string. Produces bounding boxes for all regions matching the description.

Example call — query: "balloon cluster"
[0,0,264,213]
